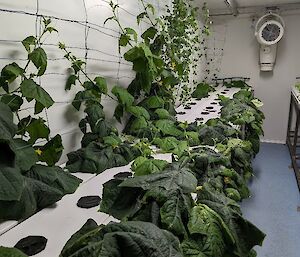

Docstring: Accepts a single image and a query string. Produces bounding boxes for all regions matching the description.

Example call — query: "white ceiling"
[196,0,300,10]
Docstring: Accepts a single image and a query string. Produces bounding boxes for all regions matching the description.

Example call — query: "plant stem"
[109,1,133,47]
[139,0,156,26]
[62,48,118,102]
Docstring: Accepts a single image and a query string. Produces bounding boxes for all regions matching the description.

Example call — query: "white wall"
[0,0,168,164]
[210,12,300,143]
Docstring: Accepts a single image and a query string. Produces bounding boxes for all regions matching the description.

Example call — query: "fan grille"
[262,23,281,42]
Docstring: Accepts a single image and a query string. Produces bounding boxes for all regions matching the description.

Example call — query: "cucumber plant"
[0,19,81,221]
[0,18,64,165]
[58,43,141,174]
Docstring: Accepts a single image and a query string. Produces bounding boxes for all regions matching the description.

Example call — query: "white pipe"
[212,2,300,17]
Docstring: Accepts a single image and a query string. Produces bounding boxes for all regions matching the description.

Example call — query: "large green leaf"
[34,101,45,114]
[192,83,214,100]
[155,108,173,120]
[67,143,109,173]
[125,28,138,42]
[187,204,235,257]
[20,79,54,109]
[102,179,186,223]
[119,33,131,47]
[217,139,253,174]
[37,135,64,166]
[220,96,264,142]
[26,164,82,194]
[142,96,164,109]
[26,118,50,144]
[119,28,137,48]
[100,178,142,220]
[0,94,23,112]
[160,189,192,236]
[197,184,265,257]
[120,163,197,194]
[124,43,162,94]
[0,108,31,169]
[129,117,148,131]
[131,156,168,176]
[181,239,206,257]
[184,131,200,146]
[94,76,108,94]
[84,104,114,138]
[0,176,62,220]
[153,137,189,157]
[60,220,184,257]
[103,135,122,147]
[112,86,134,107]
[60,218,98,255]
[224,80,249,89]
[0,102,17,140]
[199,120,239,146]
[171,141,189,158]
[155,119,182,137]
[12,139,38,172]
[72,90,97,111]
[22,36,36,52]
[28,47,47,76]
[0,165,81,220]
[0,247,28,257]
[142,27,158,44]
[0,62,24,84]
[0,167,24,201]
[153,137,179,152]
[125,44,162,72]
[66,142,138,174]
[190,147,231,180]
[127,106,150,120]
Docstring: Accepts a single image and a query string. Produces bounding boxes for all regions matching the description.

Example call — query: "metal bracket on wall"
[224,0,238,16]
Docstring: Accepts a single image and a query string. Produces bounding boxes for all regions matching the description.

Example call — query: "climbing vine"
[0,19,81,221]
[0,18,63,165]
[59,43,142,174]
[105,0,211,106]
[159,0,204,104]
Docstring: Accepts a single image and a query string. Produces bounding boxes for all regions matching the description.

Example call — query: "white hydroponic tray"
[176,85,239,123]
[0,86,239,256]
[0,154,172,257]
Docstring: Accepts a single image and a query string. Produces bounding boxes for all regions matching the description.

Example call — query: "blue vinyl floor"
[241,143,300,257]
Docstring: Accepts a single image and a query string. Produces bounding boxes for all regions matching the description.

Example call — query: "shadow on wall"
[63,105,83,126]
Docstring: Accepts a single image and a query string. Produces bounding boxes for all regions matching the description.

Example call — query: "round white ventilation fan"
[255,13,285,71]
